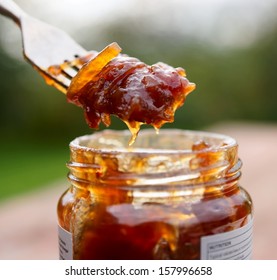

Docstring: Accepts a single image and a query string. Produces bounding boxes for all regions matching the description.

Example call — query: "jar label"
[58,219,253,260]
[58,225,73,260]
[200,218,253,260]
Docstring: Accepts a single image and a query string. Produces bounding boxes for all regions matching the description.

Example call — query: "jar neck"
[67,129,241,197]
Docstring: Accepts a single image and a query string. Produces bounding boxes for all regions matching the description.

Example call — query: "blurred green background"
[0,0,277,202]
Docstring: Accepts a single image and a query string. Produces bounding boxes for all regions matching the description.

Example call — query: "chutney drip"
[66,45,195,144]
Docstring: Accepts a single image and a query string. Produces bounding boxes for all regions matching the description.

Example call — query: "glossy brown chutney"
[57,130,253,260]
[66,43,195,144]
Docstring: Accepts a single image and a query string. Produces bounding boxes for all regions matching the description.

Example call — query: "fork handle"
[0,0,26,25]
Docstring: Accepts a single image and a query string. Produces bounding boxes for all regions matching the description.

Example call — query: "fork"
[0,0,92,93]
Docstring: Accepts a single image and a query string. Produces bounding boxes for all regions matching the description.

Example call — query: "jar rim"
[69,129,237,155]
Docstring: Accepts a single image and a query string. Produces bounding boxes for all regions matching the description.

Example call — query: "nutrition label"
[200,218,253,260]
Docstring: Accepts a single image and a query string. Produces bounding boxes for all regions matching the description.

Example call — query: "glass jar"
[57,129,253,260]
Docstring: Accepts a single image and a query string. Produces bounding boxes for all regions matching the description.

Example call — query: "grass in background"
[0,139,68,202]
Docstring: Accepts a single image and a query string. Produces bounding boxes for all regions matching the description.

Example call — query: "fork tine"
[60,67,78,80]
[37,70,69,94]
[40,51,97,93]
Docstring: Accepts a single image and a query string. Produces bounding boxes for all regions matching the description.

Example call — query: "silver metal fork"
[0,0,93,93]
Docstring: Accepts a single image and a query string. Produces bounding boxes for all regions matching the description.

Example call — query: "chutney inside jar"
[57,129,253,260]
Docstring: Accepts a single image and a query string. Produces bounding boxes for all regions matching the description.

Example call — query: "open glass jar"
[57,129,253,260]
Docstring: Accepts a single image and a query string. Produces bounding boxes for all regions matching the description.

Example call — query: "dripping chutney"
[66,43,196,144]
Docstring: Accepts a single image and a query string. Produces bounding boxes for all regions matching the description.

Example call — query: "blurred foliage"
[99,19,277,129]
[0,141,68,200]
[0,13,277,200]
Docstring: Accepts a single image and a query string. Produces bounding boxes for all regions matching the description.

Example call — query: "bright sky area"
[0,0,277,60]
